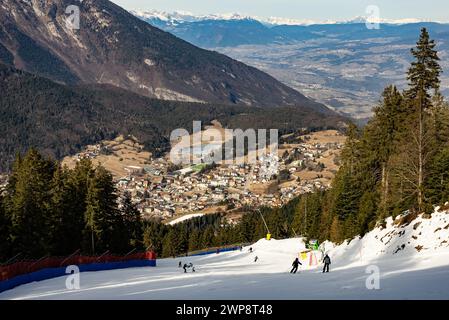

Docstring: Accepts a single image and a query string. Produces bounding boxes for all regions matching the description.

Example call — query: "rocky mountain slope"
[0,0,330,110]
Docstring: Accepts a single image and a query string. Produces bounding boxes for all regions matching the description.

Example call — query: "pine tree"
[329,216,342,243]
[121,192,143,250]
[340,123,360,176]
[0,192,11,261]
[237,212,256,242]
[200,225,216,248]
[178,227,189,255]
[365,86,405,216]
[331,168,361,224]
[425,94,449,205]
[6,149,55,258]
[85,166,121,254]
[188,229,200,252]
[404,28,442,212]
[67,159,95,253]
[162,229,180,258]
[6,153,22,193]
[357,191,378,235]
[430,93,449,148]
[425,149,449,205]
[292,192,324,239]
[143,221,166,255]
[48,165,77,255]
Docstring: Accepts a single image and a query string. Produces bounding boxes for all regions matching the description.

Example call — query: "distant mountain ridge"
[132,11,449,118]
[132,10,441,27]
[133,10,449,48]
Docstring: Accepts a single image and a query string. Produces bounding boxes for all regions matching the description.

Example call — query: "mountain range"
[133,10,449,48]
[132,10,440,27]
[0,0,331,110]
[133,11,449,118]
[0,0,348,169]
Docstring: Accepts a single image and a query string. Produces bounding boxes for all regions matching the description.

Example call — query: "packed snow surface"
[1,209,449,300]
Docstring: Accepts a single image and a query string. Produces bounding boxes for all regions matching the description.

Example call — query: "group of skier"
[178,245,332,274]
[249,247,259,262]
[179,261,196,273]
[290,254,331,274]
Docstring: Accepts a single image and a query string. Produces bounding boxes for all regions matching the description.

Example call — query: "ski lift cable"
[291,227,298,237]
[257,209,271,234]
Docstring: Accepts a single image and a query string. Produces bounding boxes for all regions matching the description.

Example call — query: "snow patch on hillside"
[144,58,155,67]
[168,213,204,225]
[321,208,449,270]
[153,88,203,103]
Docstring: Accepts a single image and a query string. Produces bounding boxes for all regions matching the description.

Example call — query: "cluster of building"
[73,143,107,161]
[0,133,344,222]
[115,138,344,221]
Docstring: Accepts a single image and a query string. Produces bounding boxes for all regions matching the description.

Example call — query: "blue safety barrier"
[0,259,156,294]
[189,246,241,257]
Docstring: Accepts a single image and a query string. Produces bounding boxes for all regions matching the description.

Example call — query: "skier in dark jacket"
[322,254,331,273]
[290,257,302,274]
[183,263,188,273]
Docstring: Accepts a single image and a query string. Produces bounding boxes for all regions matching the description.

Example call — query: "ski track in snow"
[1,210,449,300]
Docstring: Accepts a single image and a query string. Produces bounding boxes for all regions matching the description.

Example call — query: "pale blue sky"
[111,0,449,22]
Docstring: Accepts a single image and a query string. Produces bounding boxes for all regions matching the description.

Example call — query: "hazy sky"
[110,0,449,21]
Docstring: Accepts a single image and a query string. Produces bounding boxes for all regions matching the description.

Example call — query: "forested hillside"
[137,27,449,257]
[0,63,346,171]
[1,29,447,262]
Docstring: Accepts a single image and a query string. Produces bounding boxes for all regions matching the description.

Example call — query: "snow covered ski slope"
[1,209,449,300]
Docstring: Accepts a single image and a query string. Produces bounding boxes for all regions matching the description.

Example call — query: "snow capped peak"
[264,15,431,26]
[131,10,255,25]
[131,10,444,27]
[131,10,199,23]
[340,16,426,25]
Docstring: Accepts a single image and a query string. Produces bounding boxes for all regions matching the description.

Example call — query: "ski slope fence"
[0,251,156,293]
[187,243,251,257]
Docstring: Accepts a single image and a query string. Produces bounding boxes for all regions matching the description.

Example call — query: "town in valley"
[62,126,346,224]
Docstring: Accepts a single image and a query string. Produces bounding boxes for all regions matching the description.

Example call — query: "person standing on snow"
[254,256,259,262]
[322,254,331,273]
[290,257,302,274]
